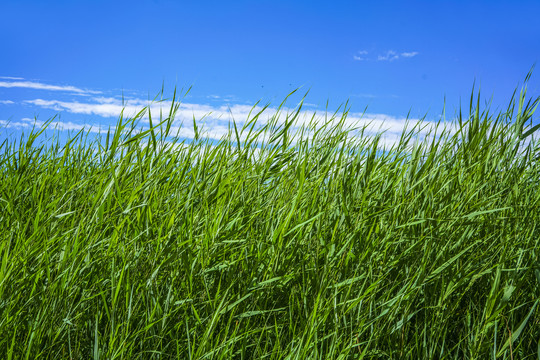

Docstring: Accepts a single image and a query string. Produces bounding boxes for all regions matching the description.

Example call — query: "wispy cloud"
[0,80,101,94]
[377,50,400,61]
[3,79,451,150]
[23,97,274,126]
[0,76,24,80]
[206,94,240,102]
[0,117,108,133]
[352,93,400,99]
[353,50,369,61]
[21,93,450,150]
[354,50,419,62]
[0,100,14,104]
[401,51,419,58]
[352,93,377,99]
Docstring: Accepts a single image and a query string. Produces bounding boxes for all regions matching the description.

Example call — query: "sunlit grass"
[1,81,539,359]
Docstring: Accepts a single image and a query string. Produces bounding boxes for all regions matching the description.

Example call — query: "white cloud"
[0,76,24,80]
[24,98,140,118]
[353,50,368,61]
[21,93,453,150]
[352,93,377,98]
[0,119,27,128]
[377,50,400,61]
[23,97,269,125]
[2,78,455,150]
[401,51,419,58]
[0,80,101,94]
[0,100,14,104]
[0,117,108,133]
[355,50,419,62]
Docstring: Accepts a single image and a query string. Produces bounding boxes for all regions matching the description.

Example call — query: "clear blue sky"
[1,0,539,143]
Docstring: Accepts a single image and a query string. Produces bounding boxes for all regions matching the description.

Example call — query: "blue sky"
[1,0,539,145]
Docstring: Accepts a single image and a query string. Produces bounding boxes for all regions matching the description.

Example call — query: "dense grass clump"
[1,85,540,359]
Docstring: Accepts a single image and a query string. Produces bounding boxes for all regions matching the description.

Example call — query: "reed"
[0,81,539,359]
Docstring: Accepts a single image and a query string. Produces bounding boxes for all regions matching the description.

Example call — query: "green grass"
[1,82,540,359]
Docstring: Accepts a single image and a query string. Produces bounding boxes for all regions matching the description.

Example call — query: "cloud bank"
[17,94,451,150]
[1,77,459,151]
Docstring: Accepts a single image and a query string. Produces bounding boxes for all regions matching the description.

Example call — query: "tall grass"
[0,82,539,359]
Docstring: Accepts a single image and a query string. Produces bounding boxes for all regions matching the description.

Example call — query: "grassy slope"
[1,87,539,359]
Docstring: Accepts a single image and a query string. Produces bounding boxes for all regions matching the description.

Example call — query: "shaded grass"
[1,83,540,359]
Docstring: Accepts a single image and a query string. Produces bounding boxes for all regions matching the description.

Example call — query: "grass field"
[1,83,540,359]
